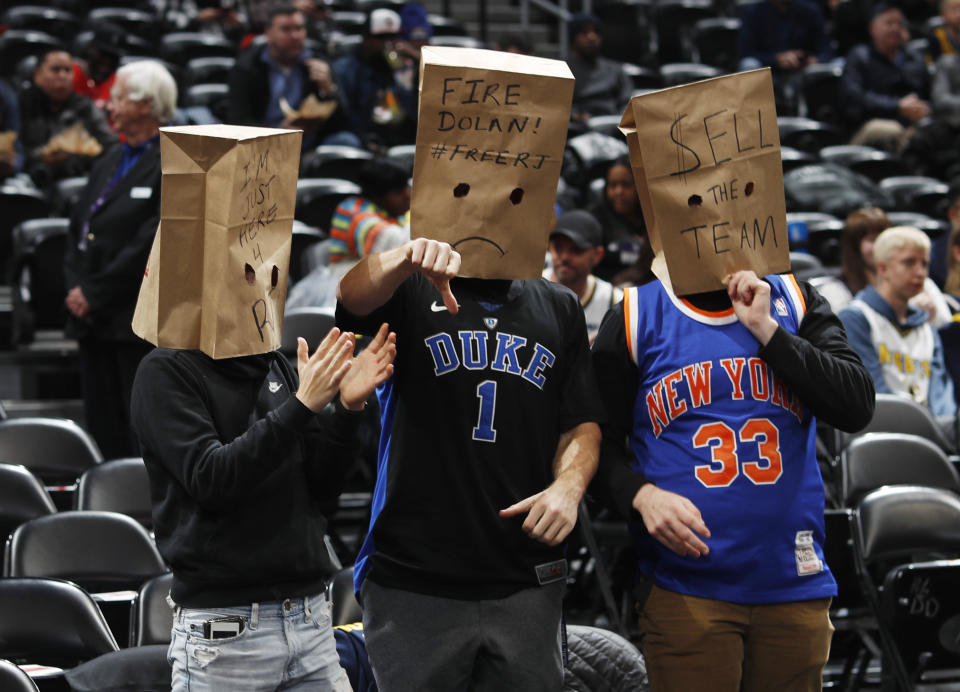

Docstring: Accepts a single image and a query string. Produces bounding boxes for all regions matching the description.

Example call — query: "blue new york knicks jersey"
[624,275,837,604]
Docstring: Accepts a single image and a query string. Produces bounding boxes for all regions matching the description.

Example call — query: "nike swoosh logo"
[430,301,448,312]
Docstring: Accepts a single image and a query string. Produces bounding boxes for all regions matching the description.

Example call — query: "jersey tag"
[795,530,823,576]
[535,559,568,585]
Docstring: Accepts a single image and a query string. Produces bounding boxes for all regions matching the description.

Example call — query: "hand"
[42,150,69,168]
[727,270,778,345]
[339,322,397,410]
[909,290,937,322]
[305,58,334,93]
[775,50,803,70]
[295,328,355,412]
[634,484,711,558]
[898,94,930,123]
[405,238,461,314]
[65,286,90,319]
[499,476,582,546]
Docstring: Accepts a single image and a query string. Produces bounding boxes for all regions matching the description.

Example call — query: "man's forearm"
[552,421,601,497]
[337,244,413,316]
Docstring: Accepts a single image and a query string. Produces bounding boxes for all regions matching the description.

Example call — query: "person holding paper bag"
[129,124,398,692]
[591,72,875,691]
[336,47,603,691]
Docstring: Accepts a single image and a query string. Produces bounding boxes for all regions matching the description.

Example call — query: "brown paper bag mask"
[619,69,789,295]
[410,46,574,279]
[132,125,302,358]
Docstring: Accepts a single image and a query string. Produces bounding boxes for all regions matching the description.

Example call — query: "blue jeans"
[168,592,351,691]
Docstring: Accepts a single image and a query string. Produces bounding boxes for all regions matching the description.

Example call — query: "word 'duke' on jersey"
[424,330,556,389]
[646,356,803,437]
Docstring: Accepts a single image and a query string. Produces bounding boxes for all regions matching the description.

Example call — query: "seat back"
[856,486,960,564]
[0,464,56,547]
[0,658,40,692]
[281,307,337,357]
[5,511,166,593]
[0,417,103,486]
[295,177,361,230]
[131,572,174,646]
[0,578,118,667]
[881,560,960,680]
[839,393,956,454]
[842,433,960,507]
[11,218,69,343]
[330,566,362,627]
[75,458,152,528]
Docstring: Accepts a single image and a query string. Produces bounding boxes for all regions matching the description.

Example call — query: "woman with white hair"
[838,226,957,422]
[63,60,177,459]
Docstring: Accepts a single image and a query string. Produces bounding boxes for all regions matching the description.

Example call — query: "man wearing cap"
[545,210,623,343]
[839,2,930,151]
[228,3,357,149]
[566,13,634,123]
[332,8,417,149]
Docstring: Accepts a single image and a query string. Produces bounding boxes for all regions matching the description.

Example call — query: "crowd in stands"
[5,1,960,689]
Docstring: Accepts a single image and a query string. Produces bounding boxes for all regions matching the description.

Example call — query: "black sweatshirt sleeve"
[589,302,646,519]
[758,281,876,432]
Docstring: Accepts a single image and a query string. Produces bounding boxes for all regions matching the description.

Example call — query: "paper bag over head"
[132,124,302,359]
[410,46,574,279]
[619,69,789,295]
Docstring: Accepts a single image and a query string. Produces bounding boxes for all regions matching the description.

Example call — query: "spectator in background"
[20,48,117,188]
[839,226,956,422]
[928,0,960,58]
[0,80,23,179]
[904,52,960,177]
[393,2,432,97]
[63,60,176,460]
[72,24,125,111]
[930,186,960,287]
[286,158,410,310]
[496,32,534,55]
[229,4,357,149]
[586,155,653,285]
[292,0,336,44]
[737,0,832,111]
[333,8,417,150]
[543,210,623,343]
[566,13,634,123]
[839,2,930,152]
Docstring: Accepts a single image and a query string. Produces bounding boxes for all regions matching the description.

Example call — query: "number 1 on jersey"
[473,380,498,442]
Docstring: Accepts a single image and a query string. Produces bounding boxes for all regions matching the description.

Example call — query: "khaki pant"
[638,585,834,692]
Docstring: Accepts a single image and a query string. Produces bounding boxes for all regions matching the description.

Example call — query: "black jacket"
[63,139,161,341]
[131,347,359,607]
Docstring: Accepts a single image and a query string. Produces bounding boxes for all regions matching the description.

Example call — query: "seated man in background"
[544,210,622,344]
[928,0,960,59]
[229,3,356,149]
[566,13,634,123]
[20,47,117,188]
[839,2,930,152]
[839,226,956,424]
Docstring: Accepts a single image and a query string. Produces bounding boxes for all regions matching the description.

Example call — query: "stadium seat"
[52,176,88,217]
[585,114,624,139]
[281,307,336,357]
[75,458,152,528]
[691,17,739,72]
[0,30,60,76]
[85,8,157,43]
[290,223,327,284]
[885,211,950,238]
[777,117,845,153]
[779,146,818,172]
[182,55,235,88]
[10,217,69,345]
[852,486,960,689]
[386,143,416,174]
[183,83,230,122]
[330,566,362,626]
[658,62,722,87]
[562,132,628,190]
[130,572,174,646]
[878,176,952,217]
[0,417,102,488]
[841,432,960,507]
[819,145,909,182]
[0,464,56,549]
[300,145,374,183]
[0,659,40,692]
[2,6,79,42]
[653,0,715,64]
[295,177,361,231]
[428,35,486,49]
[160,32,235,66]
[331,10,366,34]
[594,0,655,65]
[836,393,956,454]
[4,511,166,593]
[0,186,49,283]
[0,577,119,668]
[800,62,843,125]
[427,14,468,36]
[783,163,893,217]
[622,62,663,90]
